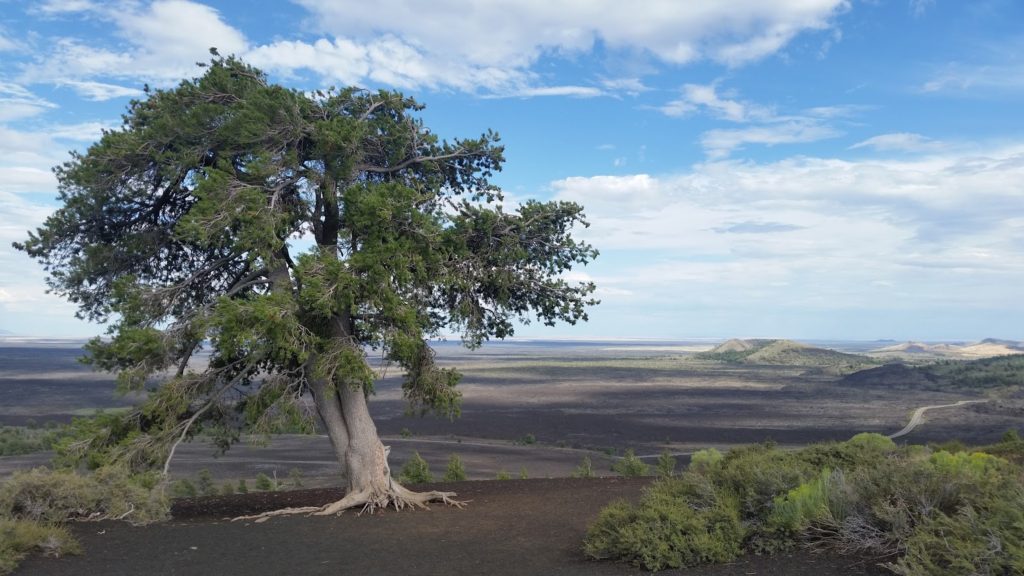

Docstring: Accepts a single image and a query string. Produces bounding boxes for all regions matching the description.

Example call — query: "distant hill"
[870,339,1024,359]
[842,354,1024,392]
[697,339,877,373]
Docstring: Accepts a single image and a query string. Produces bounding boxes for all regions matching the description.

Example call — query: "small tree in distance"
[14,53,598,515]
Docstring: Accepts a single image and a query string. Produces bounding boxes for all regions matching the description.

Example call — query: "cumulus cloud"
[550,145,1024,313]
[243,0,849,94]
[19,1,849,97]
[660,83,773,122]
[21,0,248,86]
[294,0,846,68]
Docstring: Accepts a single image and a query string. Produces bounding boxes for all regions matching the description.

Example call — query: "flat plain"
[2,339,1020,483]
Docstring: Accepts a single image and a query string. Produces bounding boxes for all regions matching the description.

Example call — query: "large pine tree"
[15,56,598,513]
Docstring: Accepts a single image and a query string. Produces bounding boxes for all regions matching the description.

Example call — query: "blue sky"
[1,0,1022,341]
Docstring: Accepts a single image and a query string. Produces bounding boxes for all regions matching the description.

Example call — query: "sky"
[1,0,1022,342]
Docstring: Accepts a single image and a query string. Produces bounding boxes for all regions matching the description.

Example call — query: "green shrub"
[0,518,81,575]
[890,499,1024,576]
[288,468,303,488]
[572,456,595,478]
[585,436,1024,572]
[518,466,529,479]
[220,482,235,496]
[715,444,815,523]
[0,467,167,524]
[495,470,511,480]
[196,469,216,496]
[584,474,744,571]
[516,433,536,445]
[170,479,197,498]
[612,449,650,477]
[689,448,723,473]
[443,454,467,482]
[398,452,433,484]
[236,479,249,494]
[254,473,275,491]
[656,450,677,478]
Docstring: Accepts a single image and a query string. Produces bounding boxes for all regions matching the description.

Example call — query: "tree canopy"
[15,55,597,511]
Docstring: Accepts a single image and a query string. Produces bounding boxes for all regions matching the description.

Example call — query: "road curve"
[887,400,989,439]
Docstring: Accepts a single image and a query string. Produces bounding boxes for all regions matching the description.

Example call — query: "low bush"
[0,467,167,524]
[398,452,433,484]
[443,454,467,482]
[586,435,1024,573]
[0,518,80,575]
[572,456,595,478]
[0,465,167,575]
[584,473,743,570]
[656,450,677,478]
[612,449,650,477]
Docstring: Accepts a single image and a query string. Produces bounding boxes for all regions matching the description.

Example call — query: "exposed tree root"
[231,481,465,523]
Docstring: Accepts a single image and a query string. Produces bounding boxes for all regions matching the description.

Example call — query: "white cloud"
[850,132,943,152]
[701,119,841,158]
[0,30,17,52]
[245,0,849,94]
[62,80,144,101]
[599,77,648,95]
[660,82,773,121]
[295,1,846,67]
[550,144,1024,312]
[33,0,99,14]
[21,0,248,86]
[658,83,847,158]
[922,62,1024,93]
[909,0,935,17]
[0,83,57,121]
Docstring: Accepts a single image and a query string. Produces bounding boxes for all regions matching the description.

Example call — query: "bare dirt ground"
[16,477,890,576]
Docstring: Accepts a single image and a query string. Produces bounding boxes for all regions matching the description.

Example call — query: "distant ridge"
[698,338,876,373]
[843,354,1024,391]
[870,339,1024,359]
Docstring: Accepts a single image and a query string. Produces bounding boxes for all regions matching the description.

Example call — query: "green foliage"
[584,474,744,571]
[495,470,512,480]
[443,454,466,482]
[0,519,81,576]
[254,473,275,491]
[15,55,598,475]
[890,500,1024,576]
[656,449,677,478]
[612,449,650,477]
[399,428,413,439]
[0,426,66,457]
[398,452,433,484]
[516,433,537,445]
[236,479,249,494]
[288,468,303,488]
[587,434,1024,572]
[518,466,529,480]
[0,467,167,524]
[196,469,216,496]
[572,456,595,478]
[220,482,235,496]
[689,448,723,473]
[170,479,197,498]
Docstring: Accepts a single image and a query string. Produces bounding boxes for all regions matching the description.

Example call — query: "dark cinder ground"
[17,477,890,576]
[3,341,1012,575]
